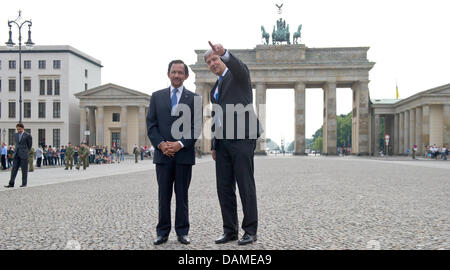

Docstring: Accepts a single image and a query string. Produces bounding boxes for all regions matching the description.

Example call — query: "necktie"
[215,76,223,101]
[171,88,179,109]
[19,133,23,142]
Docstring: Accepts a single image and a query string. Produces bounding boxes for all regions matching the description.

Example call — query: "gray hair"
[203,49,214,62]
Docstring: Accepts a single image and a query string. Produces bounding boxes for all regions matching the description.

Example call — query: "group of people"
[147,42,260,246]
[424,144,448,160]
[1,143,16,170]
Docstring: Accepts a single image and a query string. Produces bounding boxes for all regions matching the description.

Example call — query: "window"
[47,79,53,95]
[54,79,60,95]
[0,60,2,69]
[9,79,16,92]
[9,101,16,118]
[53,60,61,69]
[9,129,16,145]
[38,60,46,69]
[24,79,31,92]
[39,80,45,95]
[111,132,120,148]
[0,79,2,92]
[24,60,31,69]
[24,102,31,118]
[38,129,46,147]
[112,113,120,122]
[38,102,46,118]
[9,60,16,69]
[0,102,1,118]
[53,101,61,118]
[53,129,60,147]
[85,69,88,78]
[85,83,88,91]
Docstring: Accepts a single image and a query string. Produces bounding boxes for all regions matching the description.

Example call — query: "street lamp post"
[5,11,34,124]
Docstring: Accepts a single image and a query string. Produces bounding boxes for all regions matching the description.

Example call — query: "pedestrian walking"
[76,143,89,170]
[65,143,74,170]
[133,144,140,163]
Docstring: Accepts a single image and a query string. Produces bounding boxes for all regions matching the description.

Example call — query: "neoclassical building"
[371,83,450,155]
[75,83,151,153]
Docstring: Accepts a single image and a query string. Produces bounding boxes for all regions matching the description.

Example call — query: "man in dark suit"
[205,42,262,245]
[4,123,33,188]
[146,59,202,245]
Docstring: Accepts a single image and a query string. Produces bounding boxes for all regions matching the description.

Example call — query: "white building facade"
[0,45,102,148]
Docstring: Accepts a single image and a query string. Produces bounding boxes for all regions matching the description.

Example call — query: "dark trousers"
[155,161,192,237]
[37,157,42,167]
[1,155,6,170]
[215,139,258,235]
[9,156,29,186]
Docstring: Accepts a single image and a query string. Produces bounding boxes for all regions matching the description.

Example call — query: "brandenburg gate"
[190,44,375,155]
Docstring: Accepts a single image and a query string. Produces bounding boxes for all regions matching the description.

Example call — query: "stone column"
[195,82,211,154]
[139,106,146,148]
[409,108,416,151]
[80,106,87,144]
[422,105,430,150]
[120,105,128,153]
[443,104,450,147]
[404,110,410,153]
[415,107,423,155]
[374,114,380,155]
[352,80,370,155]
[255,82,267,155]
[294,82,306,155]
[322,81,337,155]
[88,107,96,146]
[394,113,399,154]
[96,106,104,146]
[399,112,404,154]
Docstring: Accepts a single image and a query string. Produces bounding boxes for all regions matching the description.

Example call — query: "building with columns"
[371,83,450,155]
[0,45,102,149]
[74,83,151,153]
[190,44,374,155]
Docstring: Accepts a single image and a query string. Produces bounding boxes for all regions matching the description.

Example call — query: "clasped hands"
[159,141,182,157]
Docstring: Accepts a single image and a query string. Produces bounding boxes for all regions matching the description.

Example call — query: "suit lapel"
[178,88,190,105]
[165,87,172,111]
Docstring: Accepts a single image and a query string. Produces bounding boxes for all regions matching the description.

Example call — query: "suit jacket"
[210,52,262,149]
[14,131,32,159]
[146,87,202,165]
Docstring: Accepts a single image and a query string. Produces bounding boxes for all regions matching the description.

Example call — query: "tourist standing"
[36,146,43,168]
[1,143,7,170]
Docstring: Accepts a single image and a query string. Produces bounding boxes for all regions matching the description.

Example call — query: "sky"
[1,0,449,145]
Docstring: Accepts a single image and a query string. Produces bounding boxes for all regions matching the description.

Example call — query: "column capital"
[294,81,306,90]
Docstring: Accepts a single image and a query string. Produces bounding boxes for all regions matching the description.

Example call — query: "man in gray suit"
[4,123,33,188]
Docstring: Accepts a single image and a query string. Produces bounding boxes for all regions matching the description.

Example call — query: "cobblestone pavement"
[0,156,448,250]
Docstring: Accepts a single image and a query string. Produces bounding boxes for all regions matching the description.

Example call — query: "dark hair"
[168,60,189,76]
[16,123,24,128]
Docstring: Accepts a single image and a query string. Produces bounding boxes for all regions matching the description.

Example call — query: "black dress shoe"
[4,185,14,188]
[238,233,257,245]
[215,233,238,244]
[20,185,27,187]
[178,235,191,245]
[153,235,168,245]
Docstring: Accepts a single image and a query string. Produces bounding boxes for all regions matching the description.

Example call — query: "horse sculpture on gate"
[293,24,302,44]
[261,26,270,45]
